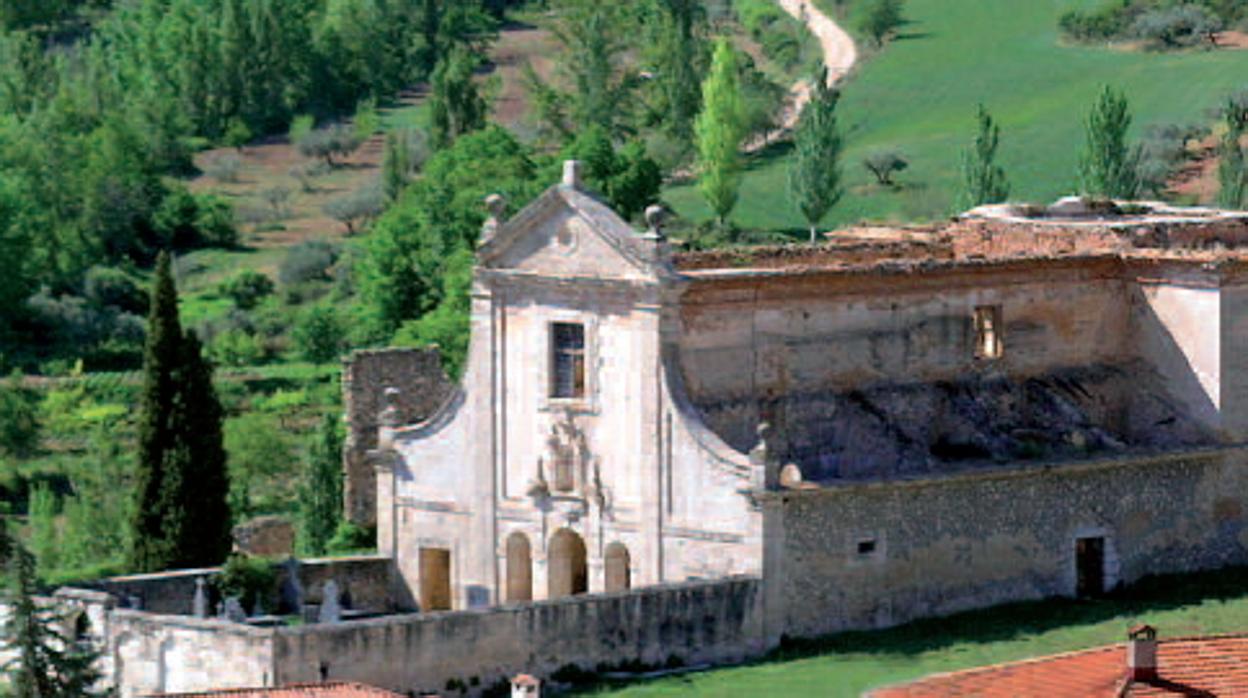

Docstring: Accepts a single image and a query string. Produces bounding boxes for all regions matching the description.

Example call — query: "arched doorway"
[505,532,532,602]
[548,529,588,599]
[604,542,631,592]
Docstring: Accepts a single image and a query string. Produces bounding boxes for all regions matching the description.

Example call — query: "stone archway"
[506,532,533,602]
[548,529,588,599]
[604,542,631,592]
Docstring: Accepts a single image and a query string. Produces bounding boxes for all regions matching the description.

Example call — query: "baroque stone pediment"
[477,186,673,283]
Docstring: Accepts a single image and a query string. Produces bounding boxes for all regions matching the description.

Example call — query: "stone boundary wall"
[342,348,454,526]
[762,446,1248,640]
[269,576,765,694]
[83,556,392,615]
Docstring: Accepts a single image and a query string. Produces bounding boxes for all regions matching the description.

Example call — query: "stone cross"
[318,580,342,624]
[222,596,247,623]
[193,577,209,619]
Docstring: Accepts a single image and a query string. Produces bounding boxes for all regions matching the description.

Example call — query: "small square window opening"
[857,539,877,556]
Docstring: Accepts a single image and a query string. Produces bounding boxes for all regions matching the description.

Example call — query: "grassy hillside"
[665,0,1248,233]
[587,567,1248,697]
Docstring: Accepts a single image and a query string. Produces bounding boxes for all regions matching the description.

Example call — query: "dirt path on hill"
[746,0,858,152]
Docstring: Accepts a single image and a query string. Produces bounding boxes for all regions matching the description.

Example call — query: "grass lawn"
[665,0,1248,235]
[586,567,1248,697]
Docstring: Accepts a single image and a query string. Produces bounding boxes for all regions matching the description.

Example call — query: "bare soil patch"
[488,20,558,129]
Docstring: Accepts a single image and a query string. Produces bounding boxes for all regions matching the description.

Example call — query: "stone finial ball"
[645,204,666,231]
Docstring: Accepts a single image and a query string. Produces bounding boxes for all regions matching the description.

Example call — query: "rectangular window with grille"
[550,322,586,399]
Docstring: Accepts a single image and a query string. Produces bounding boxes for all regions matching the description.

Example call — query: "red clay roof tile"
[147,681,406,698]
[871,634,1248,698]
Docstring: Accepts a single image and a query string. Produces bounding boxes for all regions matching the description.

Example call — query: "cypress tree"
[1218,100,1247,210]
[129,252,231,572]
[429,47,487,150]
[298,413,344,556]
[787,66,844,243]
[957,104,1010,211]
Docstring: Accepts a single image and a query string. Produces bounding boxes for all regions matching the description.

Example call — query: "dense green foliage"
[859,0,905,45]
[213,553,277,613]
[1218,97,1248,208]
[787,67,844,242]
[957,105,1010,209]
[1079,86,1143,199]
[695,39,747,227]
[129,253,231,573]
[561,126,663,221]
[429,47,489,149]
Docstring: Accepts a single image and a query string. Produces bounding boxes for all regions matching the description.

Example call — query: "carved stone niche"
[527,410,612,517]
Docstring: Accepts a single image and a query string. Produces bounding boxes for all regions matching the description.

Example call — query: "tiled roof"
[871,634,1248,697]
[148,682,406,698]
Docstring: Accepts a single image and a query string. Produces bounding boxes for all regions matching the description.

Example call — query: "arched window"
[604,542,631,592]
[548,529,588,598]
[505,532,532,602]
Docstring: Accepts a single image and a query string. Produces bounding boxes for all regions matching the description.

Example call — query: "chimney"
[562,160,582,190]
[1126,625,1158,682]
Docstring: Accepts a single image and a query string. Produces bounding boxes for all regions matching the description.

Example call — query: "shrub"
[1132,5,1222,48]
[218,271,275,310]
[203,153,242,183]
[863,149,910,186]
[292,305,347,364]
[279,240,338,286]
[210,329,268,367]
[326,520,375,554]
[288,114,315,145]
[1059,2,1139,41]
[83,267,147,315]
[213,554,277,614]
[261,186,292,220]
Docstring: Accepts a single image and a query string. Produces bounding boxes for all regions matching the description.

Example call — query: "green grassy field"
[586,567,1248,697]
[665,0,1248,234]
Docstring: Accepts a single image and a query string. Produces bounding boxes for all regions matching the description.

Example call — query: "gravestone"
[318,581,342,624]
[193,577,209,619]
[278,557,303,614]
[222,596,247,623]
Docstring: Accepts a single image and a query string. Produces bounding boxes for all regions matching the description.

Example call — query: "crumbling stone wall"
[342,348,454,526]
[762,447,1248,639]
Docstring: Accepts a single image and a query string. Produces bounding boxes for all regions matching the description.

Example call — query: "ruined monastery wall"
[763,447,1248,639]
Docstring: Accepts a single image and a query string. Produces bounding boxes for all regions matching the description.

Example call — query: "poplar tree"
[429,47,487,150]
[1078,86,1143,199]
[298,414,344,556]
[647,0,706,142]
[787,66,843,243]
[695,38,746,229]
[957,104,1010,210]
[382,131,411,202]
[129,252,231,573]
[1218,99,1248,210]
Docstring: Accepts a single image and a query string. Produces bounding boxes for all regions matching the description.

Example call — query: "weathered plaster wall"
[109,611,275,697]
[343,348,454,526]
[763,448,1248,640]
[271,577,764,695]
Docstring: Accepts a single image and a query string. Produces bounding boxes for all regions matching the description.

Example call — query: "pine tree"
[787,66,843,243]
[3,538,104,696]
[298,413,344,556]
[1079,86,1143,200]
[130,252,231,573]
[1218,99,1247,210]
[957,104,1010,211]
[695,38,746,229]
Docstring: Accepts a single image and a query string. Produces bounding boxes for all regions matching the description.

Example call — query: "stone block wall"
[343,348,454,526]
[762,447,1248,640]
